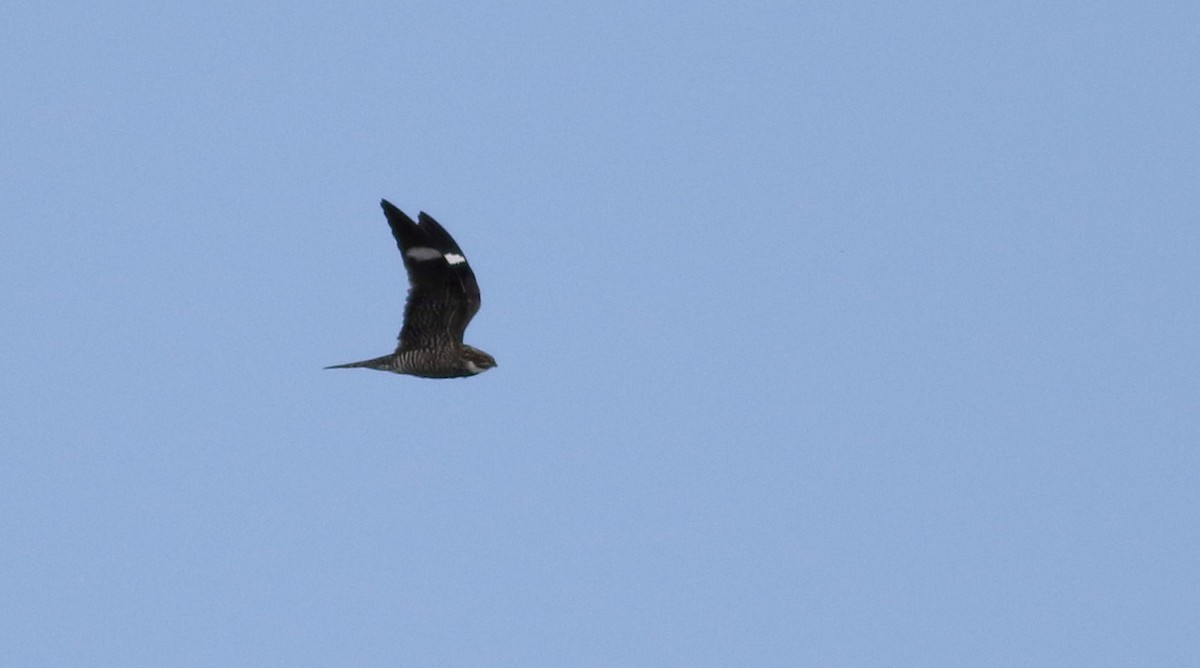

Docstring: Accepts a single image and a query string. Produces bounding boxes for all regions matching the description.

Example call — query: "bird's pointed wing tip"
[381,200,418,227]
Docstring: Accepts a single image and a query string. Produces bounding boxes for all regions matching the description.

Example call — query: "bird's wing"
[417,211,482,341]
[380,200,481,350]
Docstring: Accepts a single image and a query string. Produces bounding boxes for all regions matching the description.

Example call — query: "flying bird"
[326,200,496,378]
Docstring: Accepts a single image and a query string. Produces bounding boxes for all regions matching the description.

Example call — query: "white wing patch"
[444,252,467,265]
[405,247,442,261]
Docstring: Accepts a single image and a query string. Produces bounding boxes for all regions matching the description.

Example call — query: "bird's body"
[326,200,496,379]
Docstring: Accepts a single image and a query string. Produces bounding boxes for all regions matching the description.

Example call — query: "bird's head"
[462,346,497,375]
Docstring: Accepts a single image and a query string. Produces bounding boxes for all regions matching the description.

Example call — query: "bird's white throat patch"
[405,247,443,261]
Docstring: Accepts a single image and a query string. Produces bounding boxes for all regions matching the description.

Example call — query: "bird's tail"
[324,354,393,371]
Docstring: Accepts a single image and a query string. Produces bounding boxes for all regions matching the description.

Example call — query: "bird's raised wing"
[380,200,482,350]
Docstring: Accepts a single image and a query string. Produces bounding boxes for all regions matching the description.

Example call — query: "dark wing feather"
[379,200,480,350]
[417,211,482,341]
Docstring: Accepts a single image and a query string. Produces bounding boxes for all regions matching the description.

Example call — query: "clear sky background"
[3,2,1198,666]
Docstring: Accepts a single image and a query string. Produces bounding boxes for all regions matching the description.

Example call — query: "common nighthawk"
[326,200,496,378]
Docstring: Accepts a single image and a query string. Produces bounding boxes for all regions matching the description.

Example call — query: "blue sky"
[3,1,1199,665]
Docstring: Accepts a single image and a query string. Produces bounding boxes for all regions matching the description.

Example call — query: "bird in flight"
[326,200,496,378]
